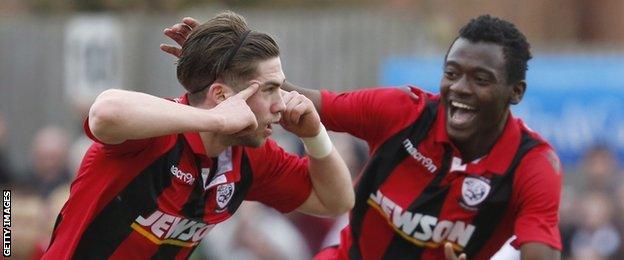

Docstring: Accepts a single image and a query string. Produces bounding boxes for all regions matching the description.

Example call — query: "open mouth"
[448,101,477,129]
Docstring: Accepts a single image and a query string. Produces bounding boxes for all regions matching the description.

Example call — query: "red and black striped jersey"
[43,94,312,259]
[316,87,562,260]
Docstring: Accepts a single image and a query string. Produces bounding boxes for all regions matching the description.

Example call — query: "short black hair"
[454,15,532,84]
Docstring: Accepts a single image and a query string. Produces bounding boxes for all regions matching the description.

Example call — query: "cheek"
[248,98,272,119]
[439,81,450,94]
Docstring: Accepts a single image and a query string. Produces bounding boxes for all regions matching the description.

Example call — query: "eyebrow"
[444,61,498,79]
[262,78,286,88]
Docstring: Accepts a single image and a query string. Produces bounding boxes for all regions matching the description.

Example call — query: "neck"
[198,132,231,157]
[189,98,229,157]
[455,113,509,162]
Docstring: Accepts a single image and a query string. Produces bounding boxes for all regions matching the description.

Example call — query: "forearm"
[88,89,221,144]
[283,81,322,112]
[520,243,561,260]
[307,148,354,215]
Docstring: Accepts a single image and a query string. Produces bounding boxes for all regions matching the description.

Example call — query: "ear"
[208,83,235,104]
[509,80,526,105]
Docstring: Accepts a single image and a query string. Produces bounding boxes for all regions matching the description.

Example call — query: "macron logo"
[171,165,195,185]
[402,139,437,173]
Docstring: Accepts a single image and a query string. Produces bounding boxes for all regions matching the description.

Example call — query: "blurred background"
[1,0,623,259]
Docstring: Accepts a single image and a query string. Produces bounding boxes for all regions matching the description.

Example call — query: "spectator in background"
[28,184,71,259]
[10,186,45,259]
[201,202,312,260]
[25,125,72,198]
[561,145,622,259]
[570,191,621,259]
[0,112,14,185]
[567,145,620,194]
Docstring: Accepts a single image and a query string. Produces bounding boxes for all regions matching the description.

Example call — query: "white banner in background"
[65,15,124,103]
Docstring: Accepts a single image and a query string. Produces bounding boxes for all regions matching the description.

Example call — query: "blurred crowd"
[1,106,623,260]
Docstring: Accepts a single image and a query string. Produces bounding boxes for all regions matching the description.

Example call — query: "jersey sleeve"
[320,87,427,151]
[244,139,312,213]
[510,146,563,251]
[83,117,171,157]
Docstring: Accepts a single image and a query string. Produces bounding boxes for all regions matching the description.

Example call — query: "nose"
[449,76,471,95]
[271,93,286,115]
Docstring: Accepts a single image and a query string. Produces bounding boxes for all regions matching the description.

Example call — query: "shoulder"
[512,123,563,198]
[322,85,435,106]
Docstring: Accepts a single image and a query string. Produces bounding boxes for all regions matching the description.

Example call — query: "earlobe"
[510,81,526,105]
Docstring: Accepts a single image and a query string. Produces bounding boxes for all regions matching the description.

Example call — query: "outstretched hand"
[444,243,467,260]
[211,83,260,136]
[160,17,200,58]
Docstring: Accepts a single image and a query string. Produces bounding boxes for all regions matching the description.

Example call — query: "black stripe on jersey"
[349,100,439,260]
[462,132,540,257]
[381,146,453,259]
[226,152,253,215]
[73,137,185,259]
[152,144,207,259]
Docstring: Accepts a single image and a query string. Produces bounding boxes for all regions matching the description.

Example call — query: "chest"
[138,145,250,225]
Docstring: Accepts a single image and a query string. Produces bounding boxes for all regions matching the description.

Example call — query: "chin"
[446,124,473,144]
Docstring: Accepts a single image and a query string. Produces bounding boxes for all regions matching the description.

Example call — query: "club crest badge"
[216,183,235,211]
[461,177,491,207]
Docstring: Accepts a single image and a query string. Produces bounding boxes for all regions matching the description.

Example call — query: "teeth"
[451,101,475,110]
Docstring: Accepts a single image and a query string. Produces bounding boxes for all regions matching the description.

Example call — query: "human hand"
[399,85,419,101]
[279,90,321,138]
[160,17,200,58]
[211,84,260,135]
[444,243,467,260]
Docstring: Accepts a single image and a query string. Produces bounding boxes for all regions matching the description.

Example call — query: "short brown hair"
[176,11,280,94]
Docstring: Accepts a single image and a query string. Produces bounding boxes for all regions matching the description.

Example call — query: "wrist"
[300,124,333,159]
[203,109,226,133]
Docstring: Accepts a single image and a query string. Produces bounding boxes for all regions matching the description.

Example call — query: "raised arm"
[89,85,259,144]
[520,243,560,260]
[280,90,354,216]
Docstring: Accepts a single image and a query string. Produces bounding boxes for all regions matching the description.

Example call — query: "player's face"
[236,57,286,147]
[440,38,519,146]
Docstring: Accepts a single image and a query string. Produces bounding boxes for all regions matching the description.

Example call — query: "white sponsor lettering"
[134,210,214,243]
[171,165,195,185]
[448,221,476,246]
[402,139,437,173]
[151,214,176,238]
[369,190,475,247]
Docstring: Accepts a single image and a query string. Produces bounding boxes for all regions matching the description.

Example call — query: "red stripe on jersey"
[175,248,193,260]
[359,209,395,260]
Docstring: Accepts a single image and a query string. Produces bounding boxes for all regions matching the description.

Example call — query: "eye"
[263,86,278,93]
[444,70,458,80]
[474,76,490,86]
